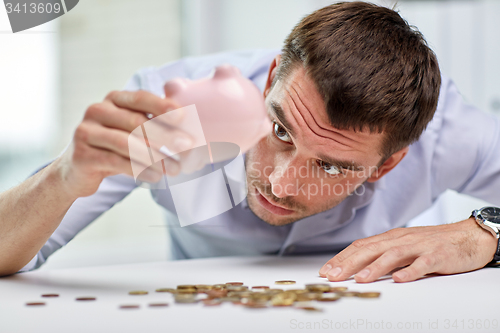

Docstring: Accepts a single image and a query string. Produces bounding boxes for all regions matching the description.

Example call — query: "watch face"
[481,207,500,224]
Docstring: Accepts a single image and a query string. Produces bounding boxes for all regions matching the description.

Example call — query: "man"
[0,2,498,282]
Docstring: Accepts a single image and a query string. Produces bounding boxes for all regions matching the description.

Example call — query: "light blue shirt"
[21,49,500,271]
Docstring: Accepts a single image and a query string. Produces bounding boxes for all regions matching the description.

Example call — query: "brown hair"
[275,1,441,159]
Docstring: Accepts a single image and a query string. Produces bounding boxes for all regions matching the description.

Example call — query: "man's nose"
[268,157,302,198]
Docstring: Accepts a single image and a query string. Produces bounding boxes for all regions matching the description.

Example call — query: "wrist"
[468,215,499,265]
[42,158,81,203]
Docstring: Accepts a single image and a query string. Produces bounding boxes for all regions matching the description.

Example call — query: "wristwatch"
[471,207,500,263]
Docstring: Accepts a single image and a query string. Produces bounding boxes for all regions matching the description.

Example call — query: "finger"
[85,102,149,132]
[83,145,162,183]
[105,90,182,118]
[353,245,416,283]
[319,228,411,278]
[324,240,395,281]
[79,122,163,175]
[392,255,436,283]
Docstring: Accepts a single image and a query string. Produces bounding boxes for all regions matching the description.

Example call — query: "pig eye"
[273,122,292,143]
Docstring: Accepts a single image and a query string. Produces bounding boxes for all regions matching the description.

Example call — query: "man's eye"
[273,122,292,143]
[317,160,342,175]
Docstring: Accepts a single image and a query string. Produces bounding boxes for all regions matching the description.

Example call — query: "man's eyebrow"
[317,154,364,171]
[269,100,296,137]
[269,100,364,172]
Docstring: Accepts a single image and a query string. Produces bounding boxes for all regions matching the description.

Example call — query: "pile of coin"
[152,281,380,311]
[26,281,381,312]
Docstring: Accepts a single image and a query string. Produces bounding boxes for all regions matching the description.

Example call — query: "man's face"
[245,66,386,226]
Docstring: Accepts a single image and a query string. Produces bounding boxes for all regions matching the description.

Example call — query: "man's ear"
[264,55,281,98]
[367,146,409,183]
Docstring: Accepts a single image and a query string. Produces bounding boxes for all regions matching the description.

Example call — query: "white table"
[1,255,498,333]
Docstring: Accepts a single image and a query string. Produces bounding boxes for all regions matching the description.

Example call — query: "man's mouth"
[255,188,295,216]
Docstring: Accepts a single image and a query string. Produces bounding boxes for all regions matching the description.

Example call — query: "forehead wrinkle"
[289,84,362,145]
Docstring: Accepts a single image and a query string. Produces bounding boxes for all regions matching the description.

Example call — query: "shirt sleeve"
[431,76,500,205]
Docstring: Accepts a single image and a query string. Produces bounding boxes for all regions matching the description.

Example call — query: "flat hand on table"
[319,217,498,283]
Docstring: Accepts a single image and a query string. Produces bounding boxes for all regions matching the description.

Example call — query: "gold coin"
[252,286,270,290]
[212,284,227,290]
[317,293,341,302]
[275,280,296,285]
[298,306,323,312]
[267,288,284,293]
[286,289,308,294]
[357,292,381,298]
[155,288,176,293]
[195,285,213,291]
[305,284,331,292]
[226,282,244,286]
[176,288,197,294]
[76,297,96,301]
[119,304,140,309]
[271,292,297,306]
[330,287,348,292]
[177,285,196,290]
[41,294,59,298]
[340,291,360,297]
[226,285,248,292]
[296,292,322,302]
[128,291,148,295]
[26,302,45,306]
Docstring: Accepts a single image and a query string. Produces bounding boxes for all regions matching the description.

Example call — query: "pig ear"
[257,116,273,139]
[213,64,241,79]
[164,78,188,98]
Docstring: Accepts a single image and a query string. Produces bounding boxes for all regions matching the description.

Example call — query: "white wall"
[40,0,182,269]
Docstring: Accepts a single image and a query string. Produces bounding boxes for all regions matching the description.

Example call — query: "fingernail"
[319,264,332,275]
[174,137,192,151]
[394,271,407,280]
[327,267,342,278]
[356,269,370,279]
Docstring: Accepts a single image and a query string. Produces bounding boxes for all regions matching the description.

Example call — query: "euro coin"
[296,292,322,302]
[357,292,381,298]
[128,291,148,295]
[251,286,270,290]
[271,292,297,306]
[340,291,360,297]
[330,287,348,292]
[317,293,341,302]
[275,280,296,285]
[26,302,45,306]
[177,285,196,290]
[119,304,140,309]
[297,306,323,312]
[226,282,244,286]
[41,294,59,298]
[175,294,198,304]
[305,284,331,292]
[76,297,96,301]
[155,288,176,293]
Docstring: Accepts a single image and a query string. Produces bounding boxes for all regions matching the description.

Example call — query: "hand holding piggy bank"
[129,64,271,183]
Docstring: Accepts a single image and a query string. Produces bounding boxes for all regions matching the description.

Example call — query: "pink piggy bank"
[163,64,272,163]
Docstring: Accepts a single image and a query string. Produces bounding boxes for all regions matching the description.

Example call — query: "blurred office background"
[0,0,498,270]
